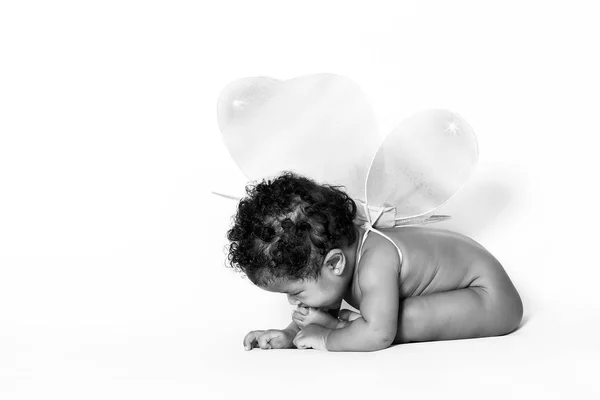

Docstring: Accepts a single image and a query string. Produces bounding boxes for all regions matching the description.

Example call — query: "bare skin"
[244,226,523,351]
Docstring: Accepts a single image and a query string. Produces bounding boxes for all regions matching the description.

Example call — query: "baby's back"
[379,226,493,298]
[343,226,500,309]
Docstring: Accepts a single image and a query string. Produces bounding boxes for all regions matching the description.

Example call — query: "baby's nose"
[287,295,300,305]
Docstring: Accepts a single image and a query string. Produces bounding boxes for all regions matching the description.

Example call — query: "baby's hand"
[243,329,296,351]
[293,324,332,351]
[292,306,338,330]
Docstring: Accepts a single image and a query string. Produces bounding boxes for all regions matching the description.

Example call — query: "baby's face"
[261,273,346,310]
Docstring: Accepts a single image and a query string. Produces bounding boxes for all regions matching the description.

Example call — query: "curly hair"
[226,171,357,287]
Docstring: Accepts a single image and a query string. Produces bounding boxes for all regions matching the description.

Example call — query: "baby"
[226,172,523,352]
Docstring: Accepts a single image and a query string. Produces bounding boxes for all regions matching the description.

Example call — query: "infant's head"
[226,171,357,308]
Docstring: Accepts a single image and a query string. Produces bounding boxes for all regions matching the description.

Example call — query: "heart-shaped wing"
[365,109,478,222]
[217,74,383,200]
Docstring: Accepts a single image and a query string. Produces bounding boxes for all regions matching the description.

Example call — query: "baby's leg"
[395,272,523,343]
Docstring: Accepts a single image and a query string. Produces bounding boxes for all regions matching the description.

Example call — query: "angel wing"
[358,109,478,228]
[216,73,383,201]
[215,74,478,238]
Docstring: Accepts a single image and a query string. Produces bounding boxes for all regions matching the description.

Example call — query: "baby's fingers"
[295,306,309,316]
[292,313,305,328]
[257,333,273,350]
[305,307,321,316]
[292,332,306,349]
[291,310,305,321]
[243,330,264,351]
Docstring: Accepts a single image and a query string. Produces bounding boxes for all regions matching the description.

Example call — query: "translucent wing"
[217,74,383,200]
[365,109,478,224]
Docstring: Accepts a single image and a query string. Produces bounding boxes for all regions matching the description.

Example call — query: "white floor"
[2,1,600,399]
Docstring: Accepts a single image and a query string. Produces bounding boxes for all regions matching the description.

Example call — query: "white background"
[1,1,599,399]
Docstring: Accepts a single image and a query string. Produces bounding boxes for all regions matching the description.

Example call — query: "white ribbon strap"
[353,199,451,267]
[355,200,404,267]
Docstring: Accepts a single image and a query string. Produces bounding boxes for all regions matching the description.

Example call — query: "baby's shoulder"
[349,232,403,306]
[361,230,402,258]
[357,232,402,278]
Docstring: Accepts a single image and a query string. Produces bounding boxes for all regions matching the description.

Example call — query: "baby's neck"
[340,225,365,283]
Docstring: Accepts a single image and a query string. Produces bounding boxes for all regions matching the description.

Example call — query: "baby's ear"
[327,254,341,267]
[323,249,346,274]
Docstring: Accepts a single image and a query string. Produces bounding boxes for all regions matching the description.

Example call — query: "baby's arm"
[325,249,400,351]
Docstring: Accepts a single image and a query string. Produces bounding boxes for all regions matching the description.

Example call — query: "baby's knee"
[475,279,523,335]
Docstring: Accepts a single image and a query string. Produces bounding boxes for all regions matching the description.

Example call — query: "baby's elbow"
[378,334,395,349]
[362,336,394,352]
[368,328,396,350]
